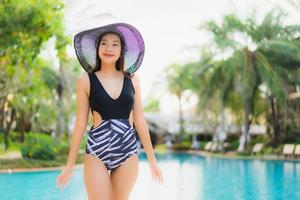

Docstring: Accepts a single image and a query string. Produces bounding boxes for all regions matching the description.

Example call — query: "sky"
[62,0,300,121]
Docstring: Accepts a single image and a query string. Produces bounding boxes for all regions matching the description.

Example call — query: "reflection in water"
[132,153,203,200]
[132,153,300,200]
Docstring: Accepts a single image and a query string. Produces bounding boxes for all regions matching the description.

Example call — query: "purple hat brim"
[73,23,145,74]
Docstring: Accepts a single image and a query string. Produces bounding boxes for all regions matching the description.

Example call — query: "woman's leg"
[110,154,139,200]
[83,154,112,200]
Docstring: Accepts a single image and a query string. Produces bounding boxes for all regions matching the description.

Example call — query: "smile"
[103,53,114,57]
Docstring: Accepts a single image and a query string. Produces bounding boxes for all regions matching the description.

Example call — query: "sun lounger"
[294,144,300,158]
[205,141,213,151]
[252,143,264,155]
[211,142,218,152]
[283,144,295,158]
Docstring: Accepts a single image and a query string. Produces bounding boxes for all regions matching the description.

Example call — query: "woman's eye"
[113,44,119,47]
[100,42,106,45]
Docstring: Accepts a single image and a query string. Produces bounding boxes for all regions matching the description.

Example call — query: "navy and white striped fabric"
[85,118,138,171]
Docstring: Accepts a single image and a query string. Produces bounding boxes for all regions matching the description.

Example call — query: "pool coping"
[0,163,83,174]
[166,149,300,162]
[1,149,300,174]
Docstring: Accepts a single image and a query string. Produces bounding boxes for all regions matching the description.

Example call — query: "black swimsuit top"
[88,73,135,120]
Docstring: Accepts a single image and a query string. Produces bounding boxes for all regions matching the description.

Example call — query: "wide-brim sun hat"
[73,22,145,74]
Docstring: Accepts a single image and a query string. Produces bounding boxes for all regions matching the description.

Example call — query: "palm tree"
[165,64,190,143]
[186,51,232,150]
[199,9,300,151]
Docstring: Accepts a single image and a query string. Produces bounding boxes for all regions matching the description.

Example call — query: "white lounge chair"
[294,144,300,158]
[211,142,218,152]
[205,141,213,151]
[283,144,295,158]
[252,143,264,155]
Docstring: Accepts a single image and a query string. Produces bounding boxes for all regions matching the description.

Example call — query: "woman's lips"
[103,53,114,57]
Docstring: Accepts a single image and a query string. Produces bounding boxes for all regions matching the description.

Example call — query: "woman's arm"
[131,74,157,164]
[65,73,90,169]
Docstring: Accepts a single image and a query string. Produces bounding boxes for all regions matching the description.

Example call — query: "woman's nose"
[106,45,113,52]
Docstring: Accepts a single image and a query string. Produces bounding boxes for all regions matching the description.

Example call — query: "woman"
[56,23,164,200]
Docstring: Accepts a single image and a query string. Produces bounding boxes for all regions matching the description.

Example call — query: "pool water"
[0,152,299,200]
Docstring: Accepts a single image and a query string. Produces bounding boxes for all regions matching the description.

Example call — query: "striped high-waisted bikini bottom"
[85,118,138,171]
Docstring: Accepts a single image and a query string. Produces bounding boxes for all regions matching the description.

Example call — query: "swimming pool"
[0,152,299,200]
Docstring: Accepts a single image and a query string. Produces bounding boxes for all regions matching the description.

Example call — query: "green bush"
[200,141,207,150]
[9,131,20,142]
[0,132,3,144]
[225,140,239,151]
[155,143,167,150]
[249,135,269,146]
[21,133,59,160]
[261,146,273,154]
[273,144,284,155]
[57,140,70,155]
[172,140,191,151]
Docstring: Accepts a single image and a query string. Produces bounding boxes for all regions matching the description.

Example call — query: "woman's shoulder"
[130,73,140,82]
[130,73,140,91]
[78,71,90,83]
[77,71,90,93]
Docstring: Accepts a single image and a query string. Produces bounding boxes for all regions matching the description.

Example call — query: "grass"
[0,152,84,170]
[0,143,20,155]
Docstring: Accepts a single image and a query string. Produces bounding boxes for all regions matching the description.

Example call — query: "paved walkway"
[0,151,22,159]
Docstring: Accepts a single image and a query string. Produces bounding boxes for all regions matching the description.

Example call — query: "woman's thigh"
[110,154,139,200]
[83,154,112,200]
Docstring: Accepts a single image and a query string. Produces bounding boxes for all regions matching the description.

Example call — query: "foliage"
[154,143,168,151]
[144,99,160,112]
[272,144,284,155]
[0,153,85,169]
[236,150,252,156]
[248,135,270,146]
[0,0,71,150]
[224,140,240,151]
[0,0,66,96]
[20,133,59,160]
[261,146,273,155]
[188,8,300,149]
[172,141,191,151]
[165,63,193,137]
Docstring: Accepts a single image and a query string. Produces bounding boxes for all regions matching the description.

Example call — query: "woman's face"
[98,33,122,65]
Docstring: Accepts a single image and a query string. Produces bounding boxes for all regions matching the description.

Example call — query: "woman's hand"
[149,161,164,185]
[56,165,73,190]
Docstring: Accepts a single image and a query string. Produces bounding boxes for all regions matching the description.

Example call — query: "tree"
[199,9,300,151]
[165,64,190,142]
[0,0,67,150]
